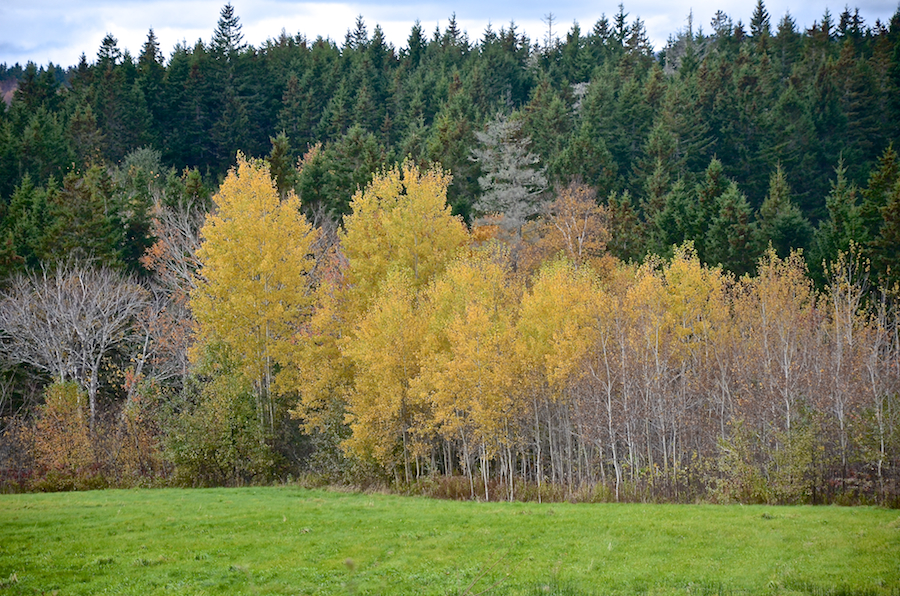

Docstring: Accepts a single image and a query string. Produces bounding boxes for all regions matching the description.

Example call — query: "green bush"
[164,370,277,487]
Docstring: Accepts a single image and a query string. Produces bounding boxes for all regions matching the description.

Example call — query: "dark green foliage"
[814,160,866,272]
[606,190,644,262]
[45,166,123,266]
[266,131,297,198]
[650,179,695,257]
[296,125,387,218]
[1,2,896,253]
[757,165,813,257]
[872,184,900,288]
[750,0,771,39]
[705,182,759,275]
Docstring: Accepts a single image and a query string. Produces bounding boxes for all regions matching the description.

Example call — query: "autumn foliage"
[2,161,899,504]
[278,171,900,504]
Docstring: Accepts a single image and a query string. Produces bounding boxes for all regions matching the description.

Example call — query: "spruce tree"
[757,165,813,257]
[705,182,758,275]
[471,113,548,232]
[750,0,771,38]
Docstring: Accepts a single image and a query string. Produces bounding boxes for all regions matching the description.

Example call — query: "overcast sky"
[2,0,898,69]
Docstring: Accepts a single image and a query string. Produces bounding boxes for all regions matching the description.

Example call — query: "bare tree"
[0,263,149,425]
[471,113,548,234]
[140,199,205,306]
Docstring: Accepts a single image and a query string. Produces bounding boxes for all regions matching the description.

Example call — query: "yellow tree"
[660,246,728,484]
[341,270,429,481]
[286,161,468,472]
[735,248,816,435]
[517,257,598,489]
[340,160,469,318]
[415,246,520,499]
[191,154,317,433]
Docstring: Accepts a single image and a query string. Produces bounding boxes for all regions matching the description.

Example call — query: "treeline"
[1,156,898,505]
[1,3,900,274]
[1,2,900,502]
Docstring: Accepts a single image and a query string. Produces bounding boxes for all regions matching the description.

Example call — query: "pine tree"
[750,0,771,39]
[138,29,166,142]
[607,190,644,262]
[266,131,297,199]
[813,160,866,273]
[692,158,730,259]
[211,3,246,60]
[870,178,900,288]
[521,76,572,179]
[650,178,694,258]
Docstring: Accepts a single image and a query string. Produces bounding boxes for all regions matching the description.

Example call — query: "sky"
[1,0,898,69]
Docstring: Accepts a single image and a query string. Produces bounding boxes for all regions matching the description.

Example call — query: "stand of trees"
[1,2,899,502]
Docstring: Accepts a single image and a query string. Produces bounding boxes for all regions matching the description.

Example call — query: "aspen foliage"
[414,246,520,493]
[341,270,427,469]
[286,162,469,468]
[517,257,598,391]
[340,160,469,317]
[191,154,317,411]
[734,248,816,432]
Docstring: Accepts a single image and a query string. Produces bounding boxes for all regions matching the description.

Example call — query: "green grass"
[0,487,898,595]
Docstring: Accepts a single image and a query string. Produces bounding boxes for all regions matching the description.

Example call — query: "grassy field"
[0,487,898,595]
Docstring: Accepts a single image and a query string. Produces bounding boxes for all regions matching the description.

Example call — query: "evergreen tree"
[757,165,813,257]
[607,190,644,262]
[211,3,246,60]
[860,145,899,241]
[813,160,866,272]
[650,178,694,257]
[750,0,771,39]
[44,166,123,267]
[426,87,478,219]
[137,29,166,143]
[691,157,729,258]
[4,175,53,269]
[870,178,900,288]
[520,76,571,178]
[773,13,801,76]
[266,131,297,199]
[705,181,758,275]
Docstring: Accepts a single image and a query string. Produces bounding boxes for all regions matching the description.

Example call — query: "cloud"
[1,0,898,68]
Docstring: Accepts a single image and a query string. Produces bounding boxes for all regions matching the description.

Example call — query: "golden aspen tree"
[340,160,469,317]
[341,270,428,480]
[518,257,597,388]
[585,266,638,499]
[822,245,870,477]
[517,257,599,490]
[191,154,317,433]
[624,255,673,481]
[287,161,468,474]
[735,248,816,435]
[415,247,519,499]
[659,246,728,486]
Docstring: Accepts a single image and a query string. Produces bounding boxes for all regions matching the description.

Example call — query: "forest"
[0,1,899,504]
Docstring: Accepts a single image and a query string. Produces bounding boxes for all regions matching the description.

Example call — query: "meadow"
[0,487,898,595]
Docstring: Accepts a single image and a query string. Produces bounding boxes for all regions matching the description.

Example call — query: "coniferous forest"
[1,2,900,504]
